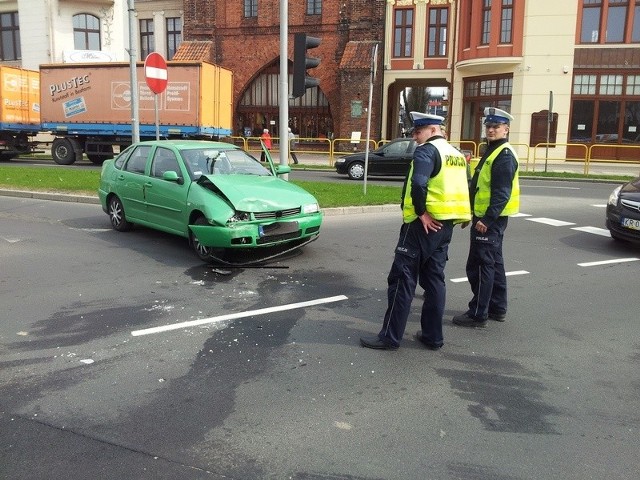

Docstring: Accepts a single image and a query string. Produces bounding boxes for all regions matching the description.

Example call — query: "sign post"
[144,53,168,140]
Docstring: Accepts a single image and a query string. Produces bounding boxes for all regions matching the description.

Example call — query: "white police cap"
[484,107,514,124]
[410,111,445,128]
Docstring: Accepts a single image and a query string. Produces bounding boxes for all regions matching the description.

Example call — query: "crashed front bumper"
[189,213,322,248]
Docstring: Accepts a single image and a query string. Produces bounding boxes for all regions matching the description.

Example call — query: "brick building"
[177,0,385,143]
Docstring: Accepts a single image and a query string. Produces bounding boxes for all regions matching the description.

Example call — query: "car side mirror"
[163,170,182,184]
[275,165,292,175]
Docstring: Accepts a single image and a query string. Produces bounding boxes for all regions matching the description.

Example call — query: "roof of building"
[172,41,215,62]
[339,41,379,70]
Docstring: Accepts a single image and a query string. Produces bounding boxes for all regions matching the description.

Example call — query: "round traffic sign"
[144,52,168,94]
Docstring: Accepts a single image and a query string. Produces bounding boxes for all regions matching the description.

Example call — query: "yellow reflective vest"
[474,143,520,217]
[402,138,472,224]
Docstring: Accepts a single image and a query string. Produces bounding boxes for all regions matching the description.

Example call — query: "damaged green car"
[98,139,322,263]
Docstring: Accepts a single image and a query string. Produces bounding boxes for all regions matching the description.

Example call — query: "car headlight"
[228,211,251,222]
[303,203,319,214]
[608,185,622,206]
[335,158,346,164]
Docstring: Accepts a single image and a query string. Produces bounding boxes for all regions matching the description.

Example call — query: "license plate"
[258,221,299,238]
[621,217,640,230]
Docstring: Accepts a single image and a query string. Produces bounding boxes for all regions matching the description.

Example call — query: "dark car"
[334,138,471,180]
[606,176,640,243]
[334,138,417,180]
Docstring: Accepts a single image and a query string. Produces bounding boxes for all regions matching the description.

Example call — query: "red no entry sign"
[144,52,168,94]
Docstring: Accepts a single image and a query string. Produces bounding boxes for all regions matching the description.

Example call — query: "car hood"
[197,174,318,211]
[620,177,640,199]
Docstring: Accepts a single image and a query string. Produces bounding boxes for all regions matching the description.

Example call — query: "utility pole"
[279,0,289,177]
[127,0,140,143]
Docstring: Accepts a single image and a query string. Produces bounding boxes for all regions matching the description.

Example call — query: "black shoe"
[360,335,398,350]
[488,311,506,322]
[414,331,442,350]
[452,313,487,328]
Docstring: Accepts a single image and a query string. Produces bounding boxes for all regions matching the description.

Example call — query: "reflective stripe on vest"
[474,143,520,217]
[403,138,472,224]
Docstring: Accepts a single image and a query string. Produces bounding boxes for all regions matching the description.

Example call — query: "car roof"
[136,139,241,151]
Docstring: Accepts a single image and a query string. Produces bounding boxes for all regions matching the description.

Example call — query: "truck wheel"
[107,195,132,232]
[0,154,16,162]
[87,145,114,165]
[52,138,77,165]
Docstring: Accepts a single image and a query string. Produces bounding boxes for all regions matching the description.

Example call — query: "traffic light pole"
[279,0,289,177]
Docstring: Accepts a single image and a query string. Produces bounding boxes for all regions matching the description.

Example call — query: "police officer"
[360,112,471,350]
[453,107,520,328]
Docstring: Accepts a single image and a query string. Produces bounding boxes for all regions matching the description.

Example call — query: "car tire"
[108,195,132,232]
[347,161,365,180]
[190,216,215,262]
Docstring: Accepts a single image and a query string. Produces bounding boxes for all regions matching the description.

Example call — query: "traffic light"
[292,33,321,98]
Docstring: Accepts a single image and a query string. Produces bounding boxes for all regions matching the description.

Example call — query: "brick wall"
[181,0,385,140]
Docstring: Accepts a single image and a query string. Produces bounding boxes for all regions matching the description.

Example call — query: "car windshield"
[181,148,272,180]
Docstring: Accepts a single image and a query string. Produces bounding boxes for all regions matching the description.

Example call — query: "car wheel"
[347,161,365,180]
[190,217,215,261]
[107,195,132,232]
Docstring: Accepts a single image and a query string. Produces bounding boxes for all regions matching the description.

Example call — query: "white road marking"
[526,217,575,226]
[131,295,349,337]
[592,204,607,208]
[450,270,529,283]
[578,258,640,267]
[522,185,580,190]
[571,226,611,237]
[510,213,531,218]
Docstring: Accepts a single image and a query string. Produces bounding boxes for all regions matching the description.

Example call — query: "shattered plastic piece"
[80,359,94,365]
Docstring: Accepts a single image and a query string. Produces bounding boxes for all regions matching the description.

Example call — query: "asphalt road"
[0,181,638,479]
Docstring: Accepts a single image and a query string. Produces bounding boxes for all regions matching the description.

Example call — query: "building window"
[244,0,258,18]
[600,74,623,95]
[0,12,20,61]
[166,17,182,60]
[73,13,101,50]
[633,0,640,41]
[306,0,322,15]
[626,74,640,94]
[427,7,448,57]
[570,72,640,145]
[500,0,513,43]
[579,0,640,43]
[139,19,154,60]
[462,74,513,141]
[573,74,597,94]
[481,0,492,45]
[393,8,413,58]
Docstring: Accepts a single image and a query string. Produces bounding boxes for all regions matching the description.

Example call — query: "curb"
[0,188,397,216]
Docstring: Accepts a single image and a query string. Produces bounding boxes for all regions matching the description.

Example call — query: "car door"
[374,139,414,176]
[114,145,152,221]
[144,146,191,234]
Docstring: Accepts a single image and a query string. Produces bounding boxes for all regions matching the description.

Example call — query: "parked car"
[334,138,472,180]
[98,140,322,263]
[606,176,640,243]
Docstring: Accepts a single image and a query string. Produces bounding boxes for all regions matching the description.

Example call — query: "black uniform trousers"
[378,219,454,348]
[465,215,509,319]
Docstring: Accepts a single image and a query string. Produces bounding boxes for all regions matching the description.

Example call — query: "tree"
[401,87,429,131]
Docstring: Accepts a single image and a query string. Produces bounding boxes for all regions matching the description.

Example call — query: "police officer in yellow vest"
[360,112,471,350]
[453,107,520,328]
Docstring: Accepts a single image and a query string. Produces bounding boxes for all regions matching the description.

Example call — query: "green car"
[98,140,322,263]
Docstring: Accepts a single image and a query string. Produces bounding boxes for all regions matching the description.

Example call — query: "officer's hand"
[474,220,488,234]
[419,213,442,234]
